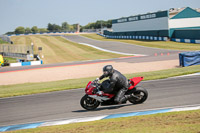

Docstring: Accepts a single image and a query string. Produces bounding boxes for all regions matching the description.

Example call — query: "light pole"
[31,42,34,55]
[101,20,103,34]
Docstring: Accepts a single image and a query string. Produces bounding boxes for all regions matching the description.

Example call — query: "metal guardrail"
[0,45,33,54]
[0,52,27,58]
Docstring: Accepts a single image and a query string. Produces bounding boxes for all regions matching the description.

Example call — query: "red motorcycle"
[80,77,148,110]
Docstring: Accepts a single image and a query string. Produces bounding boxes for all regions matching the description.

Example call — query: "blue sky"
[0,0,199,34]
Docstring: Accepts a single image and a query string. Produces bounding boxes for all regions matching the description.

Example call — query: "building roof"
[169,7,200,18]
[112,7,200,22]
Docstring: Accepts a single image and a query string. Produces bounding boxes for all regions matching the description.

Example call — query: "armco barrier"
[179,51,200,67]
[97,33,168,41]
[171,38,200,44]
[98,33,200,43]
[7,32,75,36]
[10,60,43,67]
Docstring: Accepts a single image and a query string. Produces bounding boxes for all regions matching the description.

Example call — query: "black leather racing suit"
[99,69,129,103]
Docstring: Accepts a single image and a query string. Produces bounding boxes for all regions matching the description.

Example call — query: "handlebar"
[91,80,101,93]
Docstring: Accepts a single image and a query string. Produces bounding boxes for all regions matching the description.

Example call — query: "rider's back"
[110,70,128,90]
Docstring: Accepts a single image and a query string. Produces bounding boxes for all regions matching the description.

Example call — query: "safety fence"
[97,33,168,41]
[98,33,200,44]
[82,29,101,32]
[0,45,33,58]
[10,60,43,67]
[171,38,200,44]
[7,31,76,36]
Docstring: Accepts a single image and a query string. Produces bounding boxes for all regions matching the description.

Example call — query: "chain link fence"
[0,44,33,58]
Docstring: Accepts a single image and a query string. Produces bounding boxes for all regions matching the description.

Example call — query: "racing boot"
[122,93,136,101]
[118,93,134,104]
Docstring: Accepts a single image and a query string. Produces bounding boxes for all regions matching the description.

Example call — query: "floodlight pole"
[101,21,102,29]
[31,42,34,55]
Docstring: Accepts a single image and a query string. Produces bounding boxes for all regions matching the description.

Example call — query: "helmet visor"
[103,71,109,77]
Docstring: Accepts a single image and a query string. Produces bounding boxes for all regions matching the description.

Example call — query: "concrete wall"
[171,29,200,39]
[169,17,200,29]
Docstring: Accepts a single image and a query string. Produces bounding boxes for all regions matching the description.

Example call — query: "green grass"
[4,57,17,63]
[10,35,126,64]
[0,38,8,44]
[81,34,200,51]
[0,65,200,98]
[7,109,200,133]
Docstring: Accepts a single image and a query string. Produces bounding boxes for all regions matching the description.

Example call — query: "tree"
[81,19,112,30]
[31,26,39,33]
[6,31,15,35]
[47,23,61,32]
[25,27,32,34]
[39,28,48,33]
[79,25,83,32]
[106,20,112,28]
[47,23,53,32]
[53,24,61,32]
[72,24,78,31]
[15,26,25,34]
[95,21,102,29]
[62,22,70,31]
[68,25,74,31]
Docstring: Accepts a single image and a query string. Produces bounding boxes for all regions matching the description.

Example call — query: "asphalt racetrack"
[0,75,200,127]
[0,35,196,128]
[64,35,179,56]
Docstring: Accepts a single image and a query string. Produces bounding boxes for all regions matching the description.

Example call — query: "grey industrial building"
[103,7,200,42]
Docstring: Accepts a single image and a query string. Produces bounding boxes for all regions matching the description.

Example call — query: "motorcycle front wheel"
[80,95,100,110]
[128,86,148,104]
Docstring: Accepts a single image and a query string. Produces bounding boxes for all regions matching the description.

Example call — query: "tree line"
[5,20,112,35]
[83,20,112,29]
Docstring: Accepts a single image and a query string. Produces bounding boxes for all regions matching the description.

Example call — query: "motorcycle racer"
[96,65,134,104]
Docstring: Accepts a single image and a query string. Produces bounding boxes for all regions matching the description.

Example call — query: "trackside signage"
[112,10,168,24]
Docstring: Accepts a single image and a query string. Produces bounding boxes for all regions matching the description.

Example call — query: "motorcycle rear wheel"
[128,86,148,104]
[80,95,100,110]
